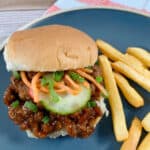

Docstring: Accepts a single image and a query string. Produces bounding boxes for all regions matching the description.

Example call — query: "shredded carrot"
[31,72,83,102]
[64,74,80,90]
[38,80,78,95]
[39,85,49,93]
[63,85,80,95]
[22,70,96,102]
[82,81,90,89]
[76,69,108,96]
[39,84,67,94]
[54,81,65,89]
[31,72,43,103]
[55,88,67,94]
[37,81,63,94]
[81,68,93,74]
[56,83,80,95]
[20,72,31,88]
[37,81,64,93]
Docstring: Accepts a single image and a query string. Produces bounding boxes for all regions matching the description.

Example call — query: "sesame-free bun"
[4,25,98,72]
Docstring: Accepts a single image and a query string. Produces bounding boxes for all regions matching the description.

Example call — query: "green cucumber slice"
[39,85,91,115]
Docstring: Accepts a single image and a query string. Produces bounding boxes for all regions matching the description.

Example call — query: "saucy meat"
[4,70,103,138]
[11,77,31,100]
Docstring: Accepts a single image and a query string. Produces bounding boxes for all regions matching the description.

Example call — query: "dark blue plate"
[0,8,150,150]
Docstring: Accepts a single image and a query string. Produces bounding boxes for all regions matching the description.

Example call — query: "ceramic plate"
[0,8,150,150]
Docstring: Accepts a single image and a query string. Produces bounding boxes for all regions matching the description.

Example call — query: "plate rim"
[20,6,150,31]
[1,6,150,50]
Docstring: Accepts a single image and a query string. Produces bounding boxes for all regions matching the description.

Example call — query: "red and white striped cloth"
[45,0,150,15]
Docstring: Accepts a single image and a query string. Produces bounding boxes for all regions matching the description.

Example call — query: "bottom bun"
[26,98,109,139]
[26,129,68,139]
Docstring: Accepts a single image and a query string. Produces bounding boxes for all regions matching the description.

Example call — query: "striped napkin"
[45,0,150,15]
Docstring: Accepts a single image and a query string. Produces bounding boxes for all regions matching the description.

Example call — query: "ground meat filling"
[3,68,103,138]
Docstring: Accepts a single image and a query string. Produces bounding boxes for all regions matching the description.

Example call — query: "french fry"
[127,47,150,68]
[96,40,124,61]
[123,53,150,78]
[137,133,150,150]
[124,53,145,68]
[112,61,150,92]
[96,40,150,78]
[114,72,144,108]
[120,117,142,150]
[124,53,150,79]
[142,112,150,132]
[99,55,128,142]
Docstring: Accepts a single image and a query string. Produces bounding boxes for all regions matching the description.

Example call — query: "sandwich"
[3,25,108,139]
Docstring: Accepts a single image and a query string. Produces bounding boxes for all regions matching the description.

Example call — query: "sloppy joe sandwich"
[3,25,108,138]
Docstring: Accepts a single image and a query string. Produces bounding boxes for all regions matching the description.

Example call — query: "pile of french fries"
[96,39,150,149]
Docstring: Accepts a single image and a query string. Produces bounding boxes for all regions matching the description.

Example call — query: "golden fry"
[120,117,142,150]
[96,40,124,61]
[137,133,150,150]
[124,53,145,68]
[112,61,150,92]
[142,112,150,132]
[99,55,128,142]
[127,47,150,68]
[123,53,150,78]
[96,40,150,78]
[114,72,144,108]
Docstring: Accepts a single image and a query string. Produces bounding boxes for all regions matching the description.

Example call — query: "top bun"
[4,25,98,72]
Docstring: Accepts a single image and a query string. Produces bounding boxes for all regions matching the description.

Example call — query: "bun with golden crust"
[4,25,98,72]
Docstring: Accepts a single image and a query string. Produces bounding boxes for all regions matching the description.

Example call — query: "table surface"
[0,10,45,45]
[0,0,56,47]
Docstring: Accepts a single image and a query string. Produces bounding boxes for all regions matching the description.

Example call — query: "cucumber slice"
[39,85,91,115]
